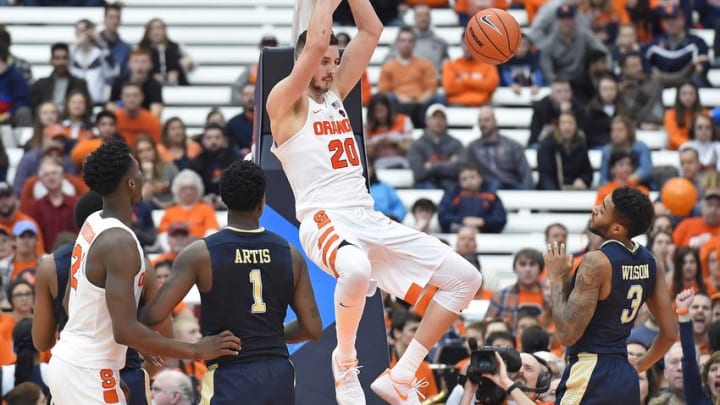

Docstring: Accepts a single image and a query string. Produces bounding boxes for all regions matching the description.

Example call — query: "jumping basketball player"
[46,139,240,404]
[266,1,483,403]
[140,160,323,404]
[545,188,676,404]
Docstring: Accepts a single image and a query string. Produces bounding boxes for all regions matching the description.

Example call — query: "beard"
[310,77,332,92]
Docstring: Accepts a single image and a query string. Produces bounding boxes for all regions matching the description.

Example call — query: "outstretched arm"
[139,240,209,327]
[334,0,383,100]
[101,231,238,360]
[285,246,322,343]
[266,0,341,130]
[546,246,607,346]
[635,256,677,372]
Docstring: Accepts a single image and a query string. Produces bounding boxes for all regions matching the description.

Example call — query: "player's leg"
[332,242,372,404]
[372,252,481,403]
[119,367,150,405]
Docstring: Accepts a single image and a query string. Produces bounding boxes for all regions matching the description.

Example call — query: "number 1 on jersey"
[329,138,360,169]
[249,269,267,313]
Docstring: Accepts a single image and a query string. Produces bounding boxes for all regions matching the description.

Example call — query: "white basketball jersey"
[272,90,374,221]
[52,211,146,370]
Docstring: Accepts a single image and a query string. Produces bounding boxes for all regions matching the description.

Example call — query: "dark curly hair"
[611,187,654,237]
[83,138,133,196]
[219,160,265,212]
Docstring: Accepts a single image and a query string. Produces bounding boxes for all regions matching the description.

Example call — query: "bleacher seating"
[0,1,712,289]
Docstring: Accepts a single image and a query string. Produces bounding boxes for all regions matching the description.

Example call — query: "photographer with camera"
[446,339,553,405]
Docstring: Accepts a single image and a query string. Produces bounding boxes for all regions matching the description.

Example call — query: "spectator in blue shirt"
[438,163,507,234]
[0,39,31,128]
[100,3,132,77]
[498,34,544,95]
[367,158,406,223]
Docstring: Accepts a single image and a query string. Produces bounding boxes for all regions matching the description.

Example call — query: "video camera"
[465,338,522,405]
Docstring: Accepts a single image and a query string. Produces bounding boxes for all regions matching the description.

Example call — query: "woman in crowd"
[665,81,708,150]
[157,117,201,171]
[134,135,178,209]
[139,18,194,86]
[537,112,593,190]
[598,115,653,187]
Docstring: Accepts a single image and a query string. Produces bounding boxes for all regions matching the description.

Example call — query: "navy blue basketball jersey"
[567,240,657,355]
[201,227,294,367]
[53,243,73,332]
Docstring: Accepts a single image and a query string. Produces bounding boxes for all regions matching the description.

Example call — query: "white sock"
[391,339,429,383]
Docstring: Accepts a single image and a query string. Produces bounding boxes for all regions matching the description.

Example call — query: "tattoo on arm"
[551,254,602,345]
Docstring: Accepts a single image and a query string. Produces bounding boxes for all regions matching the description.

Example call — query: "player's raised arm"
[333,0,383,100]
[102,230,239,360]
[635,254,677,372]
[285,246,322,343]
[266,0,341,134]
[546,247,609,346]
[32,254,59,352]
[139,240,209,327]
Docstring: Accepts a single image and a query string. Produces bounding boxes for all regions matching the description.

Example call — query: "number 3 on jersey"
[621,284,643,324]
[70,244,84,289]
[329,138,360,169]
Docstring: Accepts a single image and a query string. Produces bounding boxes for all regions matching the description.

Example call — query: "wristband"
[506,382,521,395]
[675,308,689,315]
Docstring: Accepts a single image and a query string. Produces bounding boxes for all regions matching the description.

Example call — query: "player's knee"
[335,245,371,285]
[430,253,483,314]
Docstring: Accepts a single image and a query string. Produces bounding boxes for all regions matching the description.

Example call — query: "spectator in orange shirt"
[670,247,706,298]
[70,110,121,171]
[152,221,193,267]
[0,183,45,256]
[115,82,162,146]
[157,169,220,239]
[664,82,708,150]
[152,258,193,319]
[594,150,649,206]
[157,117,201,171]
[581,0,631,44]
[378,27,441,128]
[166,315,207,400]
[673,189,720,248]
[388,310,438,401]
[484,248,546,330]
[6,221,41,284]
[442,32,500,106]
[364,93,415,167]
[0,279,34,365]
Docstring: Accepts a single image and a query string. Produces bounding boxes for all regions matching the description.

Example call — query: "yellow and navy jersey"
[201,227,294,366]
[567,240,656,356]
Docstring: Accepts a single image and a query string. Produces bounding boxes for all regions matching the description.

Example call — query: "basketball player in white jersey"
[266,1,483,404]
[47,139,241,404]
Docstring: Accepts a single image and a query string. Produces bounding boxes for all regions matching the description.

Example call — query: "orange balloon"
[661,177,699,216]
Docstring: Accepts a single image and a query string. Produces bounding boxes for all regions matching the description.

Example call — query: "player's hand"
[481,352,514,390]
[193,330,242,360]
[544,241,573,284]
[675,288,695,310]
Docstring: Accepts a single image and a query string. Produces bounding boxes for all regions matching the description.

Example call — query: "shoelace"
[409,378,429,401]
[337,363,363,385]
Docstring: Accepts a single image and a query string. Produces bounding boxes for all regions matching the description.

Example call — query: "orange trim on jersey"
[413,286,439,317]
[329,248,339,276]
[404,283,423,306]
[322,235,340,269]
[318,226,335,250]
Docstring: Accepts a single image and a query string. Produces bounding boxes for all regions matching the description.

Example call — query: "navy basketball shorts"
[200,358,295,405]
[555,353,639,405]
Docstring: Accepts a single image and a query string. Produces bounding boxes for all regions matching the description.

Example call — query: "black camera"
[465,339,522,405]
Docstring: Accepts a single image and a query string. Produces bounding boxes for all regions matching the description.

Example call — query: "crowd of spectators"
[0,0,718,403]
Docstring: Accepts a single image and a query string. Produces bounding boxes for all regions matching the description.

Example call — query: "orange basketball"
[464,8,521,65]
[661,177,698,217]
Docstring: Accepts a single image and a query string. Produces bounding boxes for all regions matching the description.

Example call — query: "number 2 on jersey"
[249,269,267,313]
[329,138,360,169]
[70,244,84,289]
[621,284,643,324]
